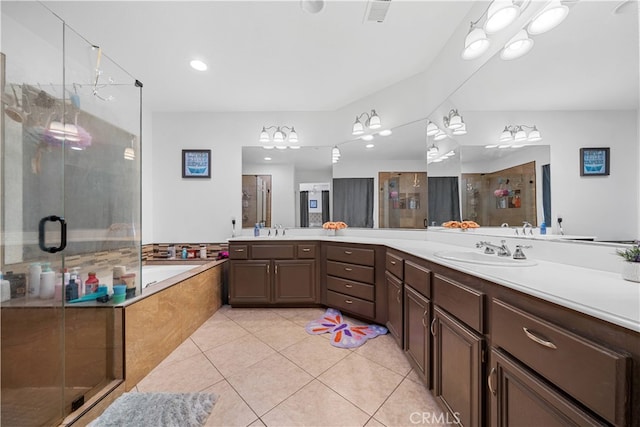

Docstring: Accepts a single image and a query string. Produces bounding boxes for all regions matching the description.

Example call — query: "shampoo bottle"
[29,263,42,299]
[540,221,547,235]
[40,265,56,299]
[254,223,260,237]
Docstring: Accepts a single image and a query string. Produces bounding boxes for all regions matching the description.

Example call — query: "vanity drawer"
[252,244,295,259]
[405,260,431,298]
[433,274,484,332]
[326,276,374,301]
[327,260,374,284]
[297,244,317,259]
[326,245,375,266]
[229,245,248,259]
[492,299,630,426]
[385,252,403,279]
[327,290,375,319]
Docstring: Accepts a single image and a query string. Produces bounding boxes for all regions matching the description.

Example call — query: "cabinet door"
[273,260,317,304]
[385,272,403,347]
[404,285,430,386]
[488,348,604,427]
[229,260,270,304]
[433,306,483,427]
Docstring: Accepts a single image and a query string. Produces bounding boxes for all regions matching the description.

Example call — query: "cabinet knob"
[390,260,396,265]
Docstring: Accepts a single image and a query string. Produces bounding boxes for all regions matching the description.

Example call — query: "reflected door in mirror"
[379,172,428,229]
[242,175,271,228]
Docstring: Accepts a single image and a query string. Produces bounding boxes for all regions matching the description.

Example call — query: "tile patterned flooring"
[133,305,447,427]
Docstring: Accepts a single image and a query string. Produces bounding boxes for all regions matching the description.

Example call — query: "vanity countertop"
[229,234,640,333]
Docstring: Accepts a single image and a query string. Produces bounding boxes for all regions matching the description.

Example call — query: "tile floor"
[133,305,447,427]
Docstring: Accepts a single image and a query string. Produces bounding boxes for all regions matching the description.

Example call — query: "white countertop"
[230,232,640,333]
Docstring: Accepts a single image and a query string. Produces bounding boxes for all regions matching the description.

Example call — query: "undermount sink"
[434,251,537,267]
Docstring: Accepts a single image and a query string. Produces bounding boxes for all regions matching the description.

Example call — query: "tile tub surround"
[131,306,446,427]
[124,260,224,391]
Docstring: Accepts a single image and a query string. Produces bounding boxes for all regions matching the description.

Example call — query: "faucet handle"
[513,244,532,260]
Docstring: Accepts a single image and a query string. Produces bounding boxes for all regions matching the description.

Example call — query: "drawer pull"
[430,318,437,336]
[266,264,269,275]
[344,267,353,272]
[421,310,428,328]
[345,299,353,304]
[344,284,353,288]
[275,265,278,275]
[390,260,396,265]
[234,248,245,252]
[396,289,401,303]
[488,367,497,396]
[344,250,353,255]
[523,327,557,349]
[302,248,311,252]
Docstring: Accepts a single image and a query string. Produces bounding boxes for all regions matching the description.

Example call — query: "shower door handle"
[38,215,67,253]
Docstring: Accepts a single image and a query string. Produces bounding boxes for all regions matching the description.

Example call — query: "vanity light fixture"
[462,23,491,60]
[433,129,448,141]
[443,109,464,130]
[484,0,521,34]
[259,125,298,149]
[124,147,135,160]
[452,122,467,135]
[527,0,569,35]
[352,109,381,135]
[426,121,440,136]
[498,124,542,146]
[427,144,439,155]
[331,146,341,164]
[500,29,534,60]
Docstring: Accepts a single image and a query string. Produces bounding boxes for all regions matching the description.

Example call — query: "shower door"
[1,2,141,425]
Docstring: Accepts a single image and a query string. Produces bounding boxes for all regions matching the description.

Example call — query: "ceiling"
[40,0,476,113]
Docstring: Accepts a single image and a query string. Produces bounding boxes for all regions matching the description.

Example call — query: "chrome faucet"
[476,240,512,257]
[522,221,533,236]
[513,244,532,260]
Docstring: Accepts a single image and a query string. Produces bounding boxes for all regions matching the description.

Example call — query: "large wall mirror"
[241,1,638,241]
[426,0,638,242]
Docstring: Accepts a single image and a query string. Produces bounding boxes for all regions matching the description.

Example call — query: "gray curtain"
[300,191,309,227]
[542,164,551,226]
[428,177,461,225]
[321,190,330,223]
[333,178,374,228]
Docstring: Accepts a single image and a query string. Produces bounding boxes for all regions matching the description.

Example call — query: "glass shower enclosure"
[1,3,141,425]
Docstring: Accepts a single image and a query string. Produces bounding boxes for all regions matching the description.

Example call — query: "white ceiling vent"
[363,0,392,23]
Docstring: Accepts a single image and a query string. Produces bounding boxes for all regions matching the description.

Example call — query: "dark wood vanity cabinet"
[324,243,381,321]
[229,242,319,306]
[432,274,485,427]
[385,251,404,347]
[404,284,431,385]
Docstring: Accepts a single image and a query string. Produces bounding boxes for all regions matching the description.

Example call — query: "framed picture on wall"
[309,200,318,209]
[182,149,211,178]
[580,147,610,176]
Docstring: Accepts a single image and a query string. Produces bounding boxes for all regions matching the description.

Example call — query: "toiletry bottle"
[72,267,84,297]
[254,223,260,237]
[200,244,207,259]
[85,272,99,294]
[29,262,42,299]
[182,246,188,259]
[540,221,547,235]
[168,244,175,259]
[1,272,11,303]
[40,266,56,299]
[65,278,78,301]
[63,268,70,286]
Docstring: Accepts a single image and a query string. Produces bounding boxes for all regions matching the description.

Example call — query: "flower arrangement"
[617,242,640,263]
[442,220,479,230]
[322,221,348,230]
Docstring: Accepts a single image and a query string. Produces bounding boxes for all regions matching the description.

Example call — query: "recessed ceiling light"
[378,129,392,136]
[264,157,272,161]
[365,143,375,149]
[361,135,374,141]
[189,59,208,71]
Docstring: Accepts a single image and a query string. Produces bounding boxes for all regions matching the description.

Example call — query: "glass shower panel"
[1,3,66,426]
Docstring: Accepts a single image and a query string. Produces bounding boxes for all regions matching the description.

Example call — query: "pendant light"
[528,0,569,35]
